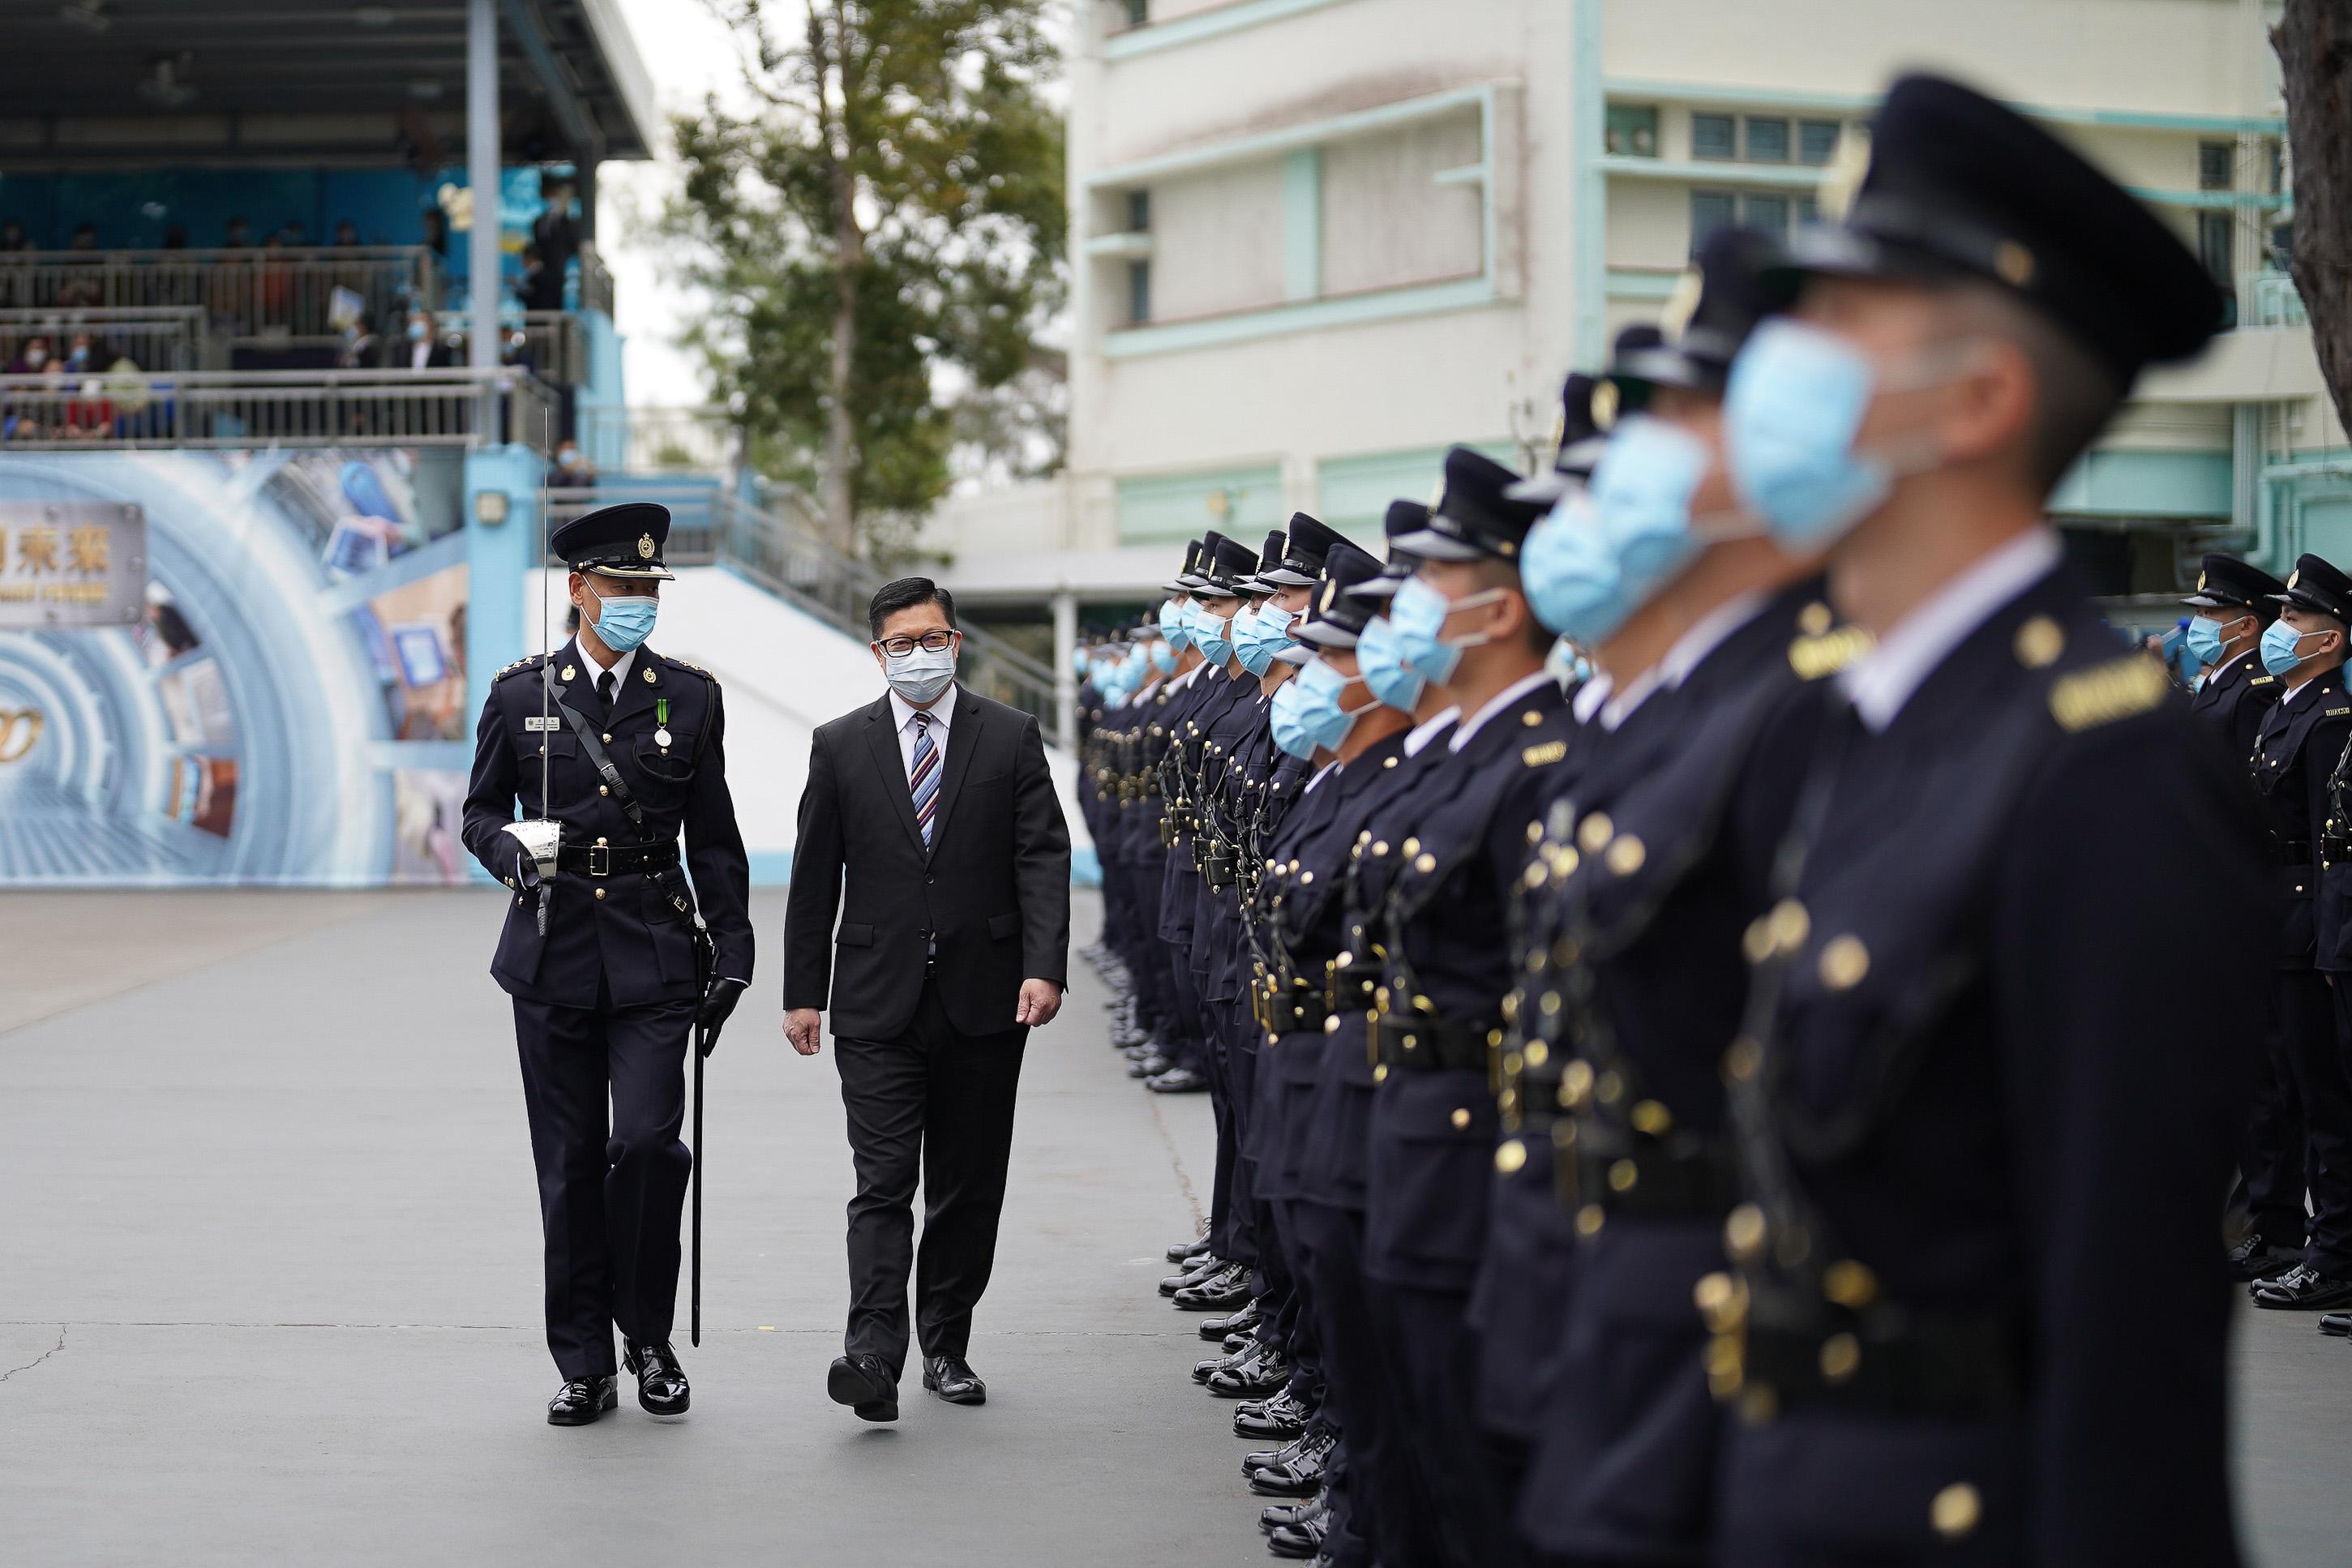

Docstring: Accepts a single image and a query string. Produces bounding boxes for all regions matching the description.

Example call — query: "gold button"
[1608,1159,1639,1192]
[1523,1039,1549,1068]
[1495,1138,1527,1174]
[1606,835,1645,876]
[1299,871,1313,885]
[1415,853,1436,872]
[1450,1107,1472,1129]
[2013,615,2063,668]
[1525,820,1543,845]
[1373,1064,1388,1083]
[1521,709,1542,726]
[597,837,608,847]
[1575,1204,1605,1236]
[1372,841,1390,856]
[1561,1059,1595,1106]
[1723,1036,1763,1082]
[1769,898,1809,953]
[1630,1099,1672,1135]
[598,784,610,796]
[1693,1271,1734,1316]
[1819,1332,1861,1383]
[1823,1258,1879,1309]
[1724,1202,1767,1262]
[1930,1482,1981,1540]
[1523,861,1547,890]
[593,888,606,901]
[1402,837,1420,857]
[1818,935,1869,991]
[1324,1015,1341,1035]
[602,732,612,743]
[505,877,516,888]
[1577,812,1613,852]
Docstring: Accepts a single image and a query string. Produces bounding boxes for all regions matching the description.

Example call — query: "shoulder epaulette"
[662,653,718,681]
[2048,653,2170,732]
[1788,625,1874,682]
[493,653,546,682]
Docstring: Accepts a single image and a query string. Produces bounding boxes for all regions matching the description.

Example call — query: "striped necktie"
[909,710,939,848]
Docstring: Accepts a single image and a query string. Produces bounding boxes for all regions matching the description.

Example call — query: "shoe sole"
[922,1380,987,1406]
[828,1359,898,1420]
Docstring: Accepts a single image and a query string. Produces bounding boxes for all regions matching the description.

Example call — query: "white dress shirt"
[1599,589,1770,732]
[1841,528,2064,733]
[889,685,956,777]
[1450,671,1556,753]
[573,637,637,697]
[1405,706,1461,757]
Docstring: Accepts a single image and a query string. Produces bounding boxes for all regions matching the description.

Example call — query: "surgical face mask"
[885,642,958,705]
[1159,598,1192,653]
[22,346,44,368]
[2261,619,2324,679]
[1193,602,1236,666]
[1269,678,1318,760]
[2184,612,2245,669]
[1723,318,1959,550]
[1150,640,1176,674]
[1523,492,1630,645]
[67,344,88,367]
[1354,615,1422,712]
[1590,413,1733,603]
[1292,657,1364,753]
[1234,602,1296,676]
[585,585,658,653]
[1070,647,1090,677]
[1389,575,1505,687]
[408,319,430,343]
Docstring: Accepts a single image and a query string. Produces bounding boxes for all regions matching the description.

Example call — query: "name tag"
[525,717,560,731]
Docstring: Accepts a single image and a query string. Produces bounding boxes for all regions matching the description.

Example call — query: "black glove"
[696,975,747,1055]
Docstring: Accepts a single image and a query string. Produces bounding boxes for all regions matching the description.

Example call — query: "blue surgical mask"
[1193,603,1236,666]
[1234,603,1296,675]
[1150,640,1175,674]
[883,641,958,705]
[408,319,429,343]
[1723,319,1896,549]
[1358,615,1426,712]
[1269,679,1318,760]
[2183,613,2243,669]
[2261,619,2319,679]
[1070,647,1090,677]
[1292,657,1363,753]
[1159,598,1191,653]
[1591,414,1718,602]
[588,588,658,653]
[1390,575,1503,687]
[1523,494,1630,645]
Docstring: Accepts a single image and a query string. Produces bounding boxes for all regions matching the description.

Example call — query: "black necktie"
[598,670,616,713]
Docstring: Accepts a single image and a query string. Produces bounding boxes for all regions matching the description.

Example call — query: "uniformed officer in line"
[1343,447,1576,1568]
[2244,556,2352,1309]
[461,501,754,1426]
[1133,539,1221,1090]
[2183,554,2286,765]
[1703,75,2263,1564]
[1497,232,1861,1566]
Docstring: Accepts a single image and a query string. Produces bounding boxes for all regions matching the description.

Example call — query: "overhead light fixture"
[136,54,197,109]
[58,0,108,34]
[355,6,396,25]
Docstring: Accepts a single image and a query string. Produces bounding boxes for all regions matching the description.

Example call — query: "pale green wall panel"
[2049,448,2233,520]
[1117,465,1286,543]
[1317,443,1518,537]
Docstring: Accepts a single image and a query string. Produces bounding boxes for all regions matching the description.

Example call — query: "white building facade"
[932,0,2337,624]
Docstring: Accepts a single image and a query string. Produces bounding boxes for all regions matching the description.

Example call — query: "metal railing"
[576,404,741,473]
[548,475,1059,725]
[576,245,615,318]
[0,305,222,372]
[2248,271,2308,328]
[520,311,589,387]
[0,246,444,340]
[0,368,556,454]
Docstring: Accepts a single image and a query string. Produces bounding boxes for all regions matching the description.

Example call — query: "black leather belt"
[1738,1296,2026,1420]
[1559,1127,1740,1220]
[1325,959,1379,1014]
[555,840,680,878]
[1369,1013,1496,1076]
[2276,838,2314,866]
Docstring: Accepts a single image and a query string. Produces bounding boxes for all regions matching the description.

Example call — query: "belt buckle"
[588,842,610,877]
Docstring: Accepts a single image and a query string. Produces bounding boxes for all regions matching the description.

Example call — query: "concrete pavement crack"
[0,1324,65,1382]
[1147,1080,1206,1232]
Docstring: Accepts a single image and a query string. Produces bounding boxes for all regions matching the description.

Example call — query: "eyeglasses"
[875,630,958,658]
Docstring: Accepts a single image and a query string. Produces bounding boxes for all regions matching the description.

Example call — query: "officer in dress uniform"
[461,501,754,1426]
[2183,554,2286,765]
[1352,446,1578,1568]
[1703,75,2262,1565]
[2243,556,2352,1309]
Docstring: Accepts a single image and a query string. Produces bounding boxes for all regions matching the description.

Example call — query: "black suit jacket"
[784,686,1072,1041]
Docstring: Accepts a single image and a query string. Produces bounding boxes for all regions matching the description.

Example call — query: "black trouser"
[1367,1279,1526,1568]
[2238,970,2304,1253]
[836,979,1027,1378]
[513,987,696,1381]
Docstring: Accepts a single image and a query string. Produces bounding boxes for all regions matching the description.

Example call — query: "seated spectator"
[7,334,51,374]
[332,219,360,247]
[338,312,379,370]
[64,332,97,373]
[403,309,456,370]
[68,222,97,251]
[222,216,252,249]
[282,219,309,247]
[550,440,593,489]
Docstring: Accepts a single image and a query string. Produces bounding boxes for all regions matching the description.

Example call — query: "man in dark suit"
[784,576,1073,1420]
[461,501,754,1426]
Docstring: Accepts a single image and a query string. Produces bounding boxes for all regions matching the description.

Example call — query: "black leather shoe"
[1168,1235,1214,1265]
[2230,1234,2302,1283]
[2254,1266,2352,1309]
[1206,1345,1289,1398]
[922,1354,987,1405]
[2319,1311,2352,1336]
[1128,1052,1172,1079]
[546,1374,618,1426]
[1234,1387,1311,1440]
[2250,1261,2308,1296]
[1147,1065,1210,1094]
[1201,1298,1262,1339]
[1174,1265,1253,1312]
[1161,1255,1228,1296]
[623,1339,691,1418]
[1249,1427,1335,1497]
[1245,1433,1310,1478]
[827,1352,899,1421]
[1266,1515,1328,1559]
[1259,1499,1326,1535]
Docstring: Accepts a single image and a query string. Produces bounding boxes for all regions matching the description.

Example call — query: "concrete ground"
[1,889,2345,1565]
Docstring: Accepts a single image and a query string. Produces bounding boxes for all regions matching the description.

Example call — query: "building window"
[2200,141,2234,192]
[1798,120,1841,166]
[2268,137,2285,195]
[1605,105,1660,157]
[1691,114,1737,161]
[1796,195,1821,231]
[1745,118,1790,164]
[1126,189,1151,232]
[1128,259,1151,324]
[1123,0,1148,24]
[2199,212,2234,288]
[1690,191,1738,252]
[1744,193,1791,236]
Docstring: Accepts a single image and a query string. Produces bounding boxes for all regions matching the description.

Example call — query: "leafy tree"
[2277,2,2352,435]
[663,0,1066,560]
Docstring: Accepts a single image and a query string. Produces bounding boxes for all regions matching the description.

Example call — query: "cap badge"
[2197,572,2208,591]
[637,533,656,559]
[1993,242,2036,288]
[1319,578,1339,612]
[1592,379,1621,431]
[2290,569,2303,590]
[1428,479,1447,512]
